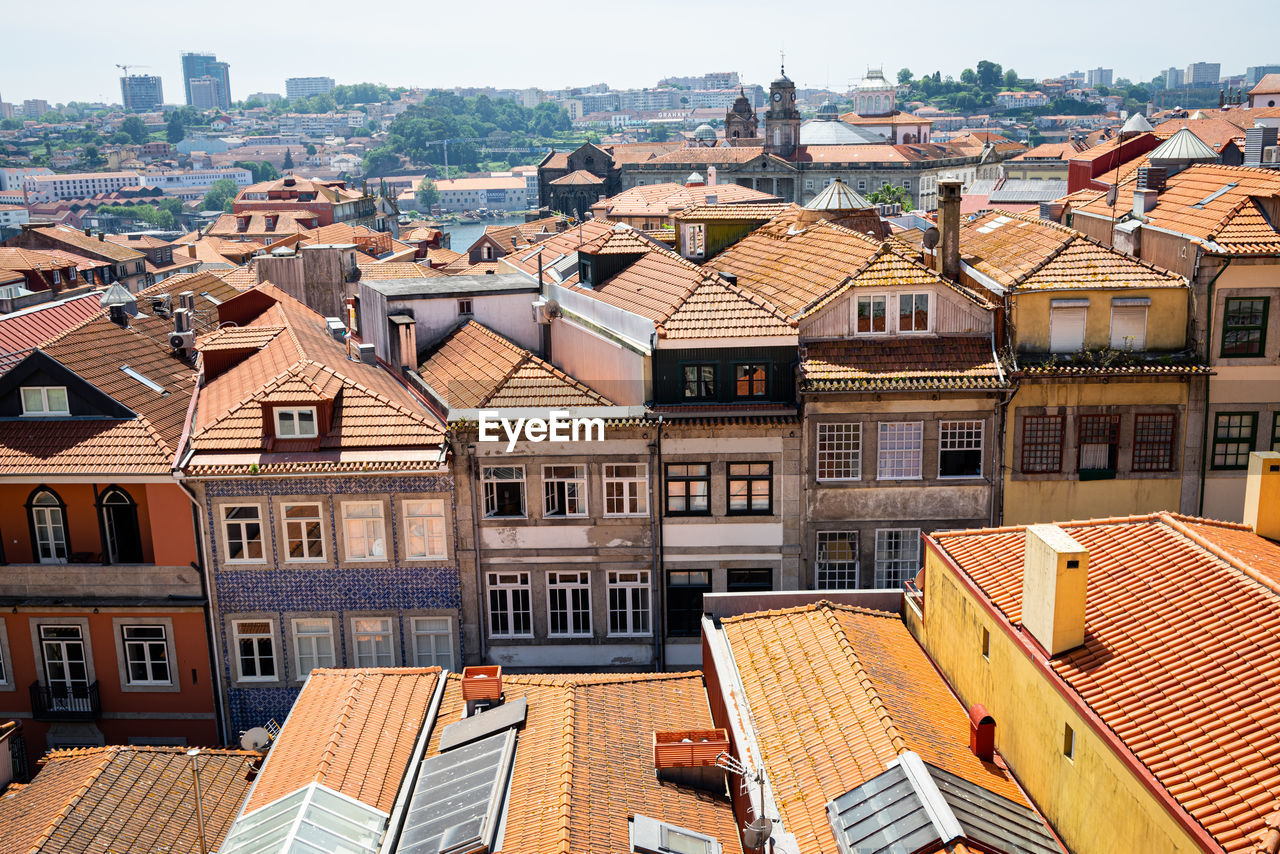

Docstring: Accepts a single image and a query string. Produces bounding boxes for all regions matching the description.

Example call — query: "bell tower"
[764,65,801,157]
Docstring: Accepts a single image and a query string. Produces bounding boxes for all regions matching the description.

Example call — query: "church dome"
[731,90,754,115]
[853,68,893,92]
[694,123,717,141]
[817,100,839,120]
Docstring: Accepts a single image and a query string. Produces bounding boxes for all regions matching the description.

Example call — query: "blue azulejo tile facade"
[199,474,463,735]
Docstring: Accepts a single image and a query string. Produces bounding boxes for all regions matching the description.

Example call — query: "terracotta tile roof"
[499,220,617,283]
[104,232,173,250]
[720,602,1037,854]
[419,320,611,408]
[801,336,1007,392]
[577,225,658,256]
[1152,116,1251,147]
[593,181,779,218]
[244,668,439,815]
[22,224,145,263]
[604,141,687,164]
[357,261,447,279]
[932,513,1280,853]
[0,247,77,273]
[645,146,783,165]
[570,244,707,323]
[549,169,604,186]
[0,292,102,353]
[215,266,259,291]
[423,671,743,854]
[0,745,258,854]
[205,211,317,239]
[1015,356,1210,377]
[658,276,795,339]
[1010,142,1087,161]
[793,142,969,164]
[672,202,796,223]
[424,246,463,267]
[961,211,1186,290]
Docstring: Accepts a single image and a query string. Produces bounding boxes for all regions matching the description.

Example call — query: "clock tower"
[764,67,801,157]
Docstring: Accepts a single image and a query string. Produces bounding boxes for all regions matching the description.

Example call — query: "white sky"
[3,0,1274,105]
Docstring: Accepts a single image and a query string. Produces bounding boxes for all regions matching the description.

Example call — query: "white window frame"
[603,463,648,517]
[222,504,265,563]
[232,619,278,682]
[21,385,69,416]
[938,420,984,479]
[546,570,592,638]
[683,223,706,258]
[409,616,455,669]
[897,292,931,333]
[816,531,860,589]
[874,528,922,588]
[281,503,325,562]
[121,624,171,686]
[403,499,448,560]
[1109,301,1148,350]
[341,501,387,561]
[855,294,888,335]
[607,570,651,637]
[274,406,319,439]
[291,618,336,679]
[817,422,862,481]
[486,571,533,639]
[350,616,396,667]
[482,466,527,519]
[542,464,588,518]
[877,421,924,480]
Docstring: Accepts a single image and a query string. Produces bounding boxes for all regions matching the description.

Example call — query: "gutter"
[649,416,665,669]
[1198,256,1230,515]
[468,446,487,664]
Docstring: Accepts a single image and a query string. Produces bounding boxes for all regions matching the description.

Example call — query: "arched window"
[27,487,68,564]
[99,486,143,564]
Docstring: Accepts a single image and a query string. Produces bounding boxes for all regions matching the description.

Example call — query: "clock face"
[772,92,782,102]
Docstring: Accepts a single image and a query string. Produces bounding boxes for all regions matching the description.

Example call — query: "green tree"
[305,143,317,156]
[362,146,399,177]
[158,197,185,218]
[166,112,185,144]
[954,92,978,112]
[416,177,439,209]
[233,160,280,183]
[897,68,913,85]
[649,123,670,142]
[0,118,21,130]
[109,131,132,144]
[1004,69,1019,88]
[83,145,102,167]
[866,184,911,207]
[39,111,64,123]
[283,148,294,170]
[976,60,1003,89]
[960,68,977,85]
[120,116,148,145]
[202,178,239,212]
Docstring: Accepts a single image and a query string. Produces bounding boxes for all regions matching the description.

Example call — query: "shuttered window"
[1050,305,1087,353]
[1110,304,1147,350]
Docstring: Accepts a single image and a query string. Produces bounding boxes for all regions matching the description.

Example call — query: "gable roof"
[0,292,103,353]
[593,181,779,218]
[19,224,145,263]
[800,337,1006,392]
[658,275,795,340]
[0,746,257,854]
[548,169,604,186]
[931,513,1280,854]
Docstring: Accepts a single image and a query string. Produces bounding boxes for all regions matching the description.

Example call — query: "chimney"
[356,342,377,365]
[461,665,502,715]
[968,704,995,762]
[1136,166,1167,192]
[98,232,105,241]
[707,165,717,186]
[1243,452,1280,540]
[1020,524,1089,656]
[108,304,129,327]
[1132,188,1159,217]
[936,178,962,282]
[84,226,92,236]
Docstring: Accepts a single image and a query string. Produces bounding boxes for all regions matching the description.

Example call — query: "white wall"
[392,290,541,357]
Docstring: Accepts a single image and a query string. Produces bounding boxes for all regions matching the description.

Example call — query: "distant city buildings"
[247,91,282,104]
[1185,61,1221,86]
[119,74,164,112]
[180,51,231,109]
[1084,67,1113,88]
[658,71,741,90]
[1246,64,1280,87]
[285,76,335,101]
[22,99,50,119]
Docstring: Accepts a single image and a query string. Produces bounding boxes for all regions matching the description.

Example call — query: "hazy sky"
[4,0,1275,105]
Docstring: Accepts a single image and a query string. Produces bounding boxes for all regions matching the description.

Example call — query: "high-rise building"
[120,74,164,112]
[285,77,335,101]
[181,52,231,109]
[1163,67,1185,88]
[1246,65,1280,87]
[188,76,225,111]
[1085,67,1113,88]
[1185,62,1221,86]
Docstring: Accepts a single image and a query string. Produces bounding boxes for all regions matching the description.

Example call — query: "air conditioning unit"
[170,330,195,351]
[1263,147,1280,165]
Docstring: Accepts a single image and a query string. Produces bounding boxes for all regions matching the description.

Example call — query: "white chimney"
[707,166,717,186]
[1021,524,1089,656]
[1132,188,1158,218]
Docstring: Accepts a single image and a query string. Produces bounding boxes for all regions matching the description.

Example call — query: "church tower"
[764,67,801,157]
[725,88,758,140]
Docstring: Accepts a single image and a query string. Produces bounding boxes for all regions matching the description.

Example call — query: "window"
[483,466,526,518]
[727,462,772,514]
[274,407,318,439]
[682,364,717,400]
[1077,415,1120,476]
[21,386,69,416]
[409,617,454,669]
[292,619,336,678]
[727,568,773,591]
[817,423,861,481]
[404,499,447,559]
[351,617,394,667]
[981,627,991,659]
[898,293,929,332]
[857,179,867,191]
[1273,413,1280,452]
[340,502,387,560]
[878,422,923,480]
[1222,297,1268,357]
[604,464,648,516]
[29,487,68,563]
[1109,302,1147,350]
[547,571,592,637]
[457,298,473,316]
[902,179,911,189]
[856,294,887,334]
[1063,723,1075,759]
[816,531,860,589]
[122,625,170,684]
[734,363,767,397]
[939,420,983,478]
[667,570,711,637]
[874,528,921,588]
[1133,414,1177,472]
[683,223,706,258]
[1049,303,1087,353]
[1212,412,1257,469]
[607,571,650,636]
[233,620,277,681]
[282,504,324,561]
[487,572,532,638]
[1021,415,1065,473]
[666,463,710,515]
[222,505,264,562]
[543,465,587,517]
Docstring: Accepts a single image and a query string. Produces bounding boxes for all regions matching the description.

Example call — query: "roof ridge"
[931,512,1169,540]
[720,598,900,624]
[1157,513,1280,598]
[29,746,121,852]
[819,606,909,756]
[304,361,444,430]
[1207,194,1265,241]
[315,668,367,787]
[555,687,576,854]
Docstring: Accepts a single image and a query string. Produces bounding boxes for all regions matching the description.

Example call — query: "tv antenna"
[716,751,774,850]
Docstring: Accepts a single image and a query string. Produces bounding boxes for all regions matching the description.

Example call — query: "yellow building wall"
[1002,379,1189,525]
[905,551,1205,854]
[1012,288,1188,353]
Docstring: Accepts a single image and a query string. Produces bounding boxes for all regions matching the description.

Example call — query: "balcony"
[29,681,101,722]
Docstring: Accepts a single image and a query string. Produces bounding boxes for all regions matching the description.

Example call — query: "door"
[30,491,67,563]
[40,626,89,710]
[100,488,143,564]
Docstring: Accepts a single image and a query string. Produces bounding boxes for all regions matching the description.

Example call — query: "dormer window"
[898,293,930,332]
[274,407,318,438]
[21,386,69,416]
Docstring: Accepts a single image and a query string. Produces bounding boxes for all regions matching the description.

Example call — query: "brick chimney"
[1243,452,1280,540]
[936,178,962,282]
[1020,524,1089,656]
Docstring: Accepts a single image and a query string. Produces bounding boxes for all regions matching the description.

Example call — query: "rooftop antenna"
[716,751,773,850]
[780,49,786,77]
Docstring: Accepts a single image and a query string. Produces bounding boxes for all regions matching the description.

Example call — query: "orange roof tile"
[672,202,796,223]
[593,181,779,218]
[0,292,102,353]
[801,337,1006,392]
[932,513,1280,853]
[357,261,447,279]
[659,276,794,339]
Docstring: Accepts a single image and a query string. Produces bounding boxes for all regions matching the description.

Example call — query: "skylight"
[1192,183,1238,208]
[201,291,223,305]
[219,783,387,854]
[120,365,166,395]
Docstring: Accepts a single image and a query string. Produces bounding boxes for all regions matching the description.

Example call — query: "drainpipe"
[1198,256,1230,516]
[467,444,487,664]
[648,416,665,670]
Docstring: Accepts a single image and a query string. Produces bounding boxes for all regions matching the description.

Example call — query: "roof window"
[120,365,166,395]
[274,406,318,439]
[630,814,722,854]
[21,385,69,416]
[1192,183,1239,208]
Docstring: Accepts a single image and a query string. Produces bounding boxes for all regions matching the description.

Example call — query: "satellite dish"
[922,227,940,250]
[1106,185,1118,207]
[240,727,271,751]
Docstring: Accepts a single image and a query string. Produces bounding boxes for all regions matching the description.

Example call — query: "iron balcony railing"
[29,681,100,722]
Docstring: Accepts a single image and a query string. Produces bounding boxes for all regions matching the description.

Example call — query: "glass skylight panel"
[397,729,517,854]
[120,365,165,394]
[219,783,387,854]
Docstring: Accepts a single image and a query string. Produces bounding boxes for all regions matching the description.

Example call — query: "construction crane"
[419,137,488,178]
[115,63,150,78]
